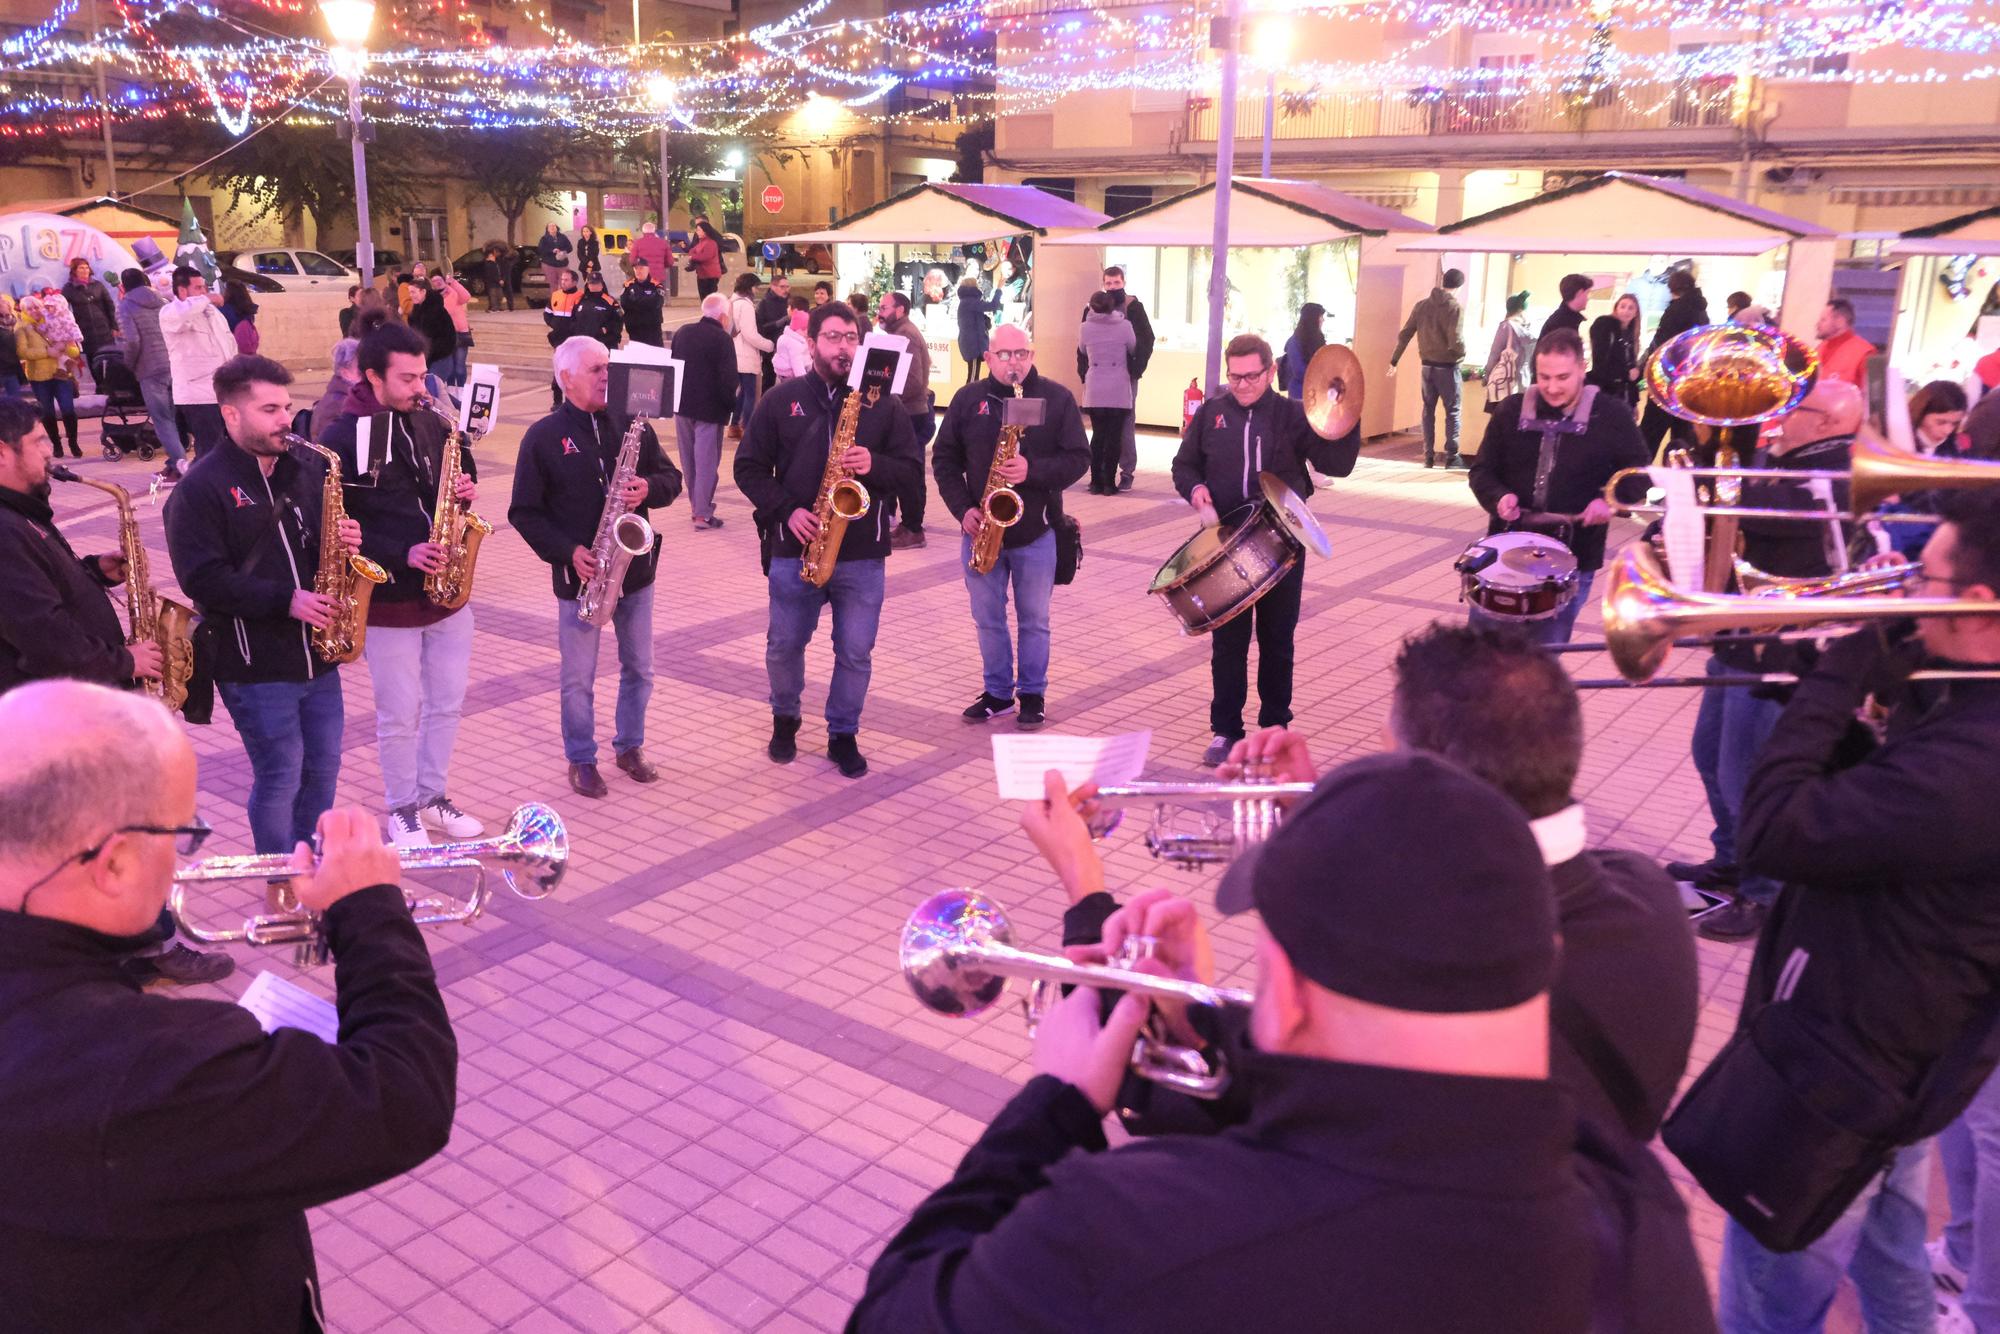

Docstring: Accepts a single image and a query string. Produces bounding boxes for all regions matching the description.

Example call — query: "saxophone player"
[732,302,919,778]
[320,319,483,847]
[509,336,682,800]
[163,355,363,858]
[933,324,1089,731]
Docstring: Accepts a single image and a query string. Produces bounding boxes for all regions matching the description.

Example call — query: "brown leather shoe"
[568,762,608,798]
[615,748,659,783]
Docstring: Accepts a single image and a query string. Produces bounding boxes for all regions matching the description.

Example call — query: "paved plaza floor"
[53,358,1773,1330]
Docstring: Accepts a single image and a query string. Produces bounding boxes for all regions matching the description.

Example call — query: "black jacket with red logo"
[507,402,681,600]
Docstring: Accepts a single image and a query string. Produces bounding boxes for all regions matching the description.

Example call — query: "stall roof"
[8,196,181,228]
[1399,171,1831,255]
[770,183,1108,245]
[1045,178,1432,247]
[1894,204,2000,255]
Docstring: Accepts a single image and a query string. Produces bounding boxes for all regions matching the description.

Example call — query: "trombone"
[1083,775,1314,869]
[902,888,1251,1099]
[170,803,567,966]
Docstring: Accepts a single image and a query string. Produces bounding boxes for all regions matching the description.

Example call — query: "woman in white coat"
[728,272,773,440]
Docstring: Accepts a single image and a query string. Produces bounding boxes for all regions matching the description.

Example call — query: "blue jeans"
[139,379,186,465]
[963,528,1056,698]
[1419,364,1461,459]
[363,608,474,811]
[766,558,884,735]
[1690,654,1785,898]
[733,372,758,429]
[217,671,345,855]
[1468,569,1595,646]
[556,582,654,764]
[1941,1070,2000,1331]
[1719,1142,1935,1334]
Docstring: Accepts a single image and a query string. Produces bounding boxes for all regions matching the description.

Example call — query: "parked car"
[450,245,551,308]
[220,248,357,291]
[324,246,405,275]
[214,265,286,295]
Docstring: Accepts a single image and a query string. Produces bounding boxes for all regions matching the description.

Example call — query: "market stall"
[1885,205,2000,385]
[769,183,1109,403]
[1044,178,1436,434]
[0,197,170,297]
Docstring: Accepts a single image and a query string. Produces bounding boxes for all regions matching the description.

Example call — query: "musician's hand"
[619,476,649,506]
[407,542,446,574]
[996,453,1029,485]
[961,509,984,538]
[1097,888,1217,987]
[1021,769,1105,905]
[1580,498,1616,526]
[1032,984,1151,1116]
[787,508,821,544]
[337,518,363,553]
[454,475,476,504]
[289,590,337,629]
[126,638,163,681]
[1496,493,1522,522]
[1861,551,1909,576]
[841,445,872,475]
[95,554,129,585]
[571,546,599,581]
[1217,726,1317,786]
[291,806,401,914]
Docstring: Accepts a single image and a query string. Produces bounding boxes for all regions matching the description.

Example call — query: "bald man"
[932,323,1089,731]
[0,680,456,1333]
[670,291,738,529]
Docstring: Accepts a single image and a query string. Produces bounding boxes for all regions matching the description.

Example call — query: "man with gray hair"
[309,337,359,444]
[0,679,457,1331]
[669,292,738,530]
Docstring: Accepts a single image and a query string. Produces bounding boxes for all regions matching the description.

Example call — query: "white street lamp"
[321,0,376,282]
[646,75,676,245]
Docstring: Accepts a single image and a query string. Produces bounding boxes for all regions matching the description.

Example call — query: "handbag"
[1053,508,1082,586]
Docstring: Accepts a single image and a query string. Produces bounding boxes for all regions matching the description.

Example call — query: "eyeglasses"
[990,349,1034,362]
[14,815,211,913]
[1225,369,1268,386]
[1908,569,1979,593]
[817,331,861,346]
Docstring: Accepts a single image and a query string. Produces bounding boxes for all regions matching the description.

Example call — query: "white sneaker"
[1939,1292,1975,1334]
[1931,1236,1970,1295]
[420,796,484,839]
[387,805,431,848]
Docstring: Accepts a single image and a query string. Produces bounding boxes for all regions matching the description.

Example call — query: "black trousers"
[896,409,937,531]
[1087,408,1130,491]
[696,276,719,299]
[1209,559,1304,739]
[182,403,226,455]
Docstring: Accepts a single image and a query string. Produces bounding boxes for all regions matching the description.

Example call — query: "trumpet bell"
[1645,324,1817,427]
[901,888,1011,1017]
[1302,344,1365,440]
[490,802,568,899]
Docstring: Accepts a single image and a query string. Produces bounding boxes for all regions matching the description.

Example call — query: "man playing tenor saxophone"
[509,336,682,800]
[321,319,486,847]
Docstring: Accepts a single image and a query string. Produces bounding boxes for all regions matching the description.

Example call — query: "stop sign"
[760,184,785,214]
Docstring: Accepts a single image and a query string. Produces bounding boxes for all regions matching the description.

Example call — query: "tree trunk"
[503,209,520,246]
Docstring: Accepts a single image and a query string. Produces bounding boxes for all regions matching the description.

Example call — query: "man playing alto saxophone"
[932,323,1089,731]
[320,318,484,847]
[509,336,682,800]
[733,302,919,778]
[164,355,363,863]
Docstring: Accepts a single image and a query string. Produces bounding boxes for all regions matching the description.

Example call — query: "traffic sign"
[761,184,785,214]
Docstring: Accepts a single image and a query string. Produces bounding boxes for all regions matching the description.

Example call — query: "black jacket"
[507,401,681,600]
[1075,290,1155,381]
[0,885,455,1334]
[0,325,20,379]
[319,383,475,615]
[755,290,791,348]
[669,315,737,424]
[733,371,921,564]
[620,279,665,346]
[932,369,1089,551]
[164,437,336,684]
[1646,289,1711,359]
[1468,389,1649,571]
[0,484,137,690]
[570,293,623,351]
[407,292,456,364]
[1540,304,1586,344]
[1171,386,1360,518]
[62,277,119,350]
[1587,315,1640,402]
[848,1063,1592,1333]
[576,234,600,272]
[1737,434,1854,581]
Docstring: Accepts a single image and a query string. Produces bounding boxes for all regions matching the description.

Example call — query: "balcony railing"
[1185,76,1741,142]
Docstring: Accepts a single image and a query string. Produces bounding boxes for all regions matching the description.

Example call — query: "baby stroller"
[91,350,161,461]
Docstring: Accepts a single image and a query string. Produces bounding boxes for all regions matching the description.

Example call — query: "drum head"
[1497,542,1578,582]
[1150,523,1229,594]
[1260,472,1332,559]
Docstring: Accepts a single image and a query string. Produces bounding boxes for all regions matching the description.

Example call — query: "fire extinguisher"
[1182,378,1203,428]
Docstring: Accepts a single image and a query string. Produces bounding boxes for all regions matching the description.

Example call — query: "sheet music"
[1653,466,1707,591]
[238,970,341,1044]
[992,731,1151,801]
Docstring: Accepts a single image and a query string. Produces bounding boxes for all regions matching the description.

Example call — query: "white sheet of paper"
[992,731,1152,801]
[1654,465,1706,591]
[238,969,340,1044]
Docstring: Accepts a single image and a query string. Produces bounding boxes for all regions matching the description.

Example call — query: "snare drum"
[1150,473,1332,636]
[1455,531,1580,621]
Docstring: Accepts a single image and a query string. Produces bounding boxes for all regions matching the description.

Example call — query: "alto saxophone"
[415,393,492,610]
[52,466,196,710]
[576,416,655,628]
[289,434,389,663]
[801,385,876,588]
[969,383,1026,576]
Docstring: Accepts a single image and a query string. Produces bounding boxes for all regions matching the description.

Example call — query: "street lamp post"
[1254,17,1292,180]
[321,0,376,284]
[1204,0,1245,397]
[647,75,675,238]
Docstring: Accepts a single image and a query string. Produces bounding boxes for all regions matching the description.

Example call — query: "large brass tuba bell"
[1644,324,1818,427]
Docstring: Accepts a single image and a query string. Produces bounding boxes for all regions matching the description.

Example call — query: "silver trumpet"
[901,888,1252,1099]
[169,804,568,966]
[1085,774,1314,868]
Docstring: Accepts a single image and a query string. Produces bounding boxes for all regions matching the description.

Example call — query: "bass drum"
[1455,531,1580,621]
[1150,473,1332,636]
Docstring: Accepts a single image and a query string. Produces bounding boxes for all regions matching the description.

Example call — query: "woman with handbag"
[1483,291,1532,408]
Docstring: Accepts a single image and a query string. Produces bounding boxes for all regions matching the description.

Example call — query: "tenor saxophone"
[575,416,655,628]
[801,385,876,588]
[969,384,1026,576]
[289,434,389,663]
[52,466,196,710]
[416,394,492,610]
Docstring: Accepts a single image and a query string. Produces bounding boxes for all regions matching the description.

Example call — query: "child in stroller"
[90,348,161,461]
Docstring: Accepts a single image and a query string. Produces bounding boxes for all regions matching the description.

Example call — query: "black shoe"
[962,691,1016,723]
[1117,474,1134,492]
[1016,693,1046,730]
[568,762,608,799]
[1667,858,1741,891]
[769,714,801,763]
[123,942,235,986]
[1423,453,1436,469]
[1695,896,1768,943]
[828,733,868,778]
[1444,455,1466,470]
[615,748,659,783]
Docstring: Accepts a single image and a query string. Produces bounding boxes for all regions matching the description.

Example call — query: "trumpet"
[1084,776,1314,869]
[901,889,1251,1099]
[169,804,567,966]
[1732,555,1920,598]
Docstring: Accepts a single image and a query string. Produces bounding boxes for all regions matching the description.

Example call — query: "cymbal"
[1303,343,1365,440]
